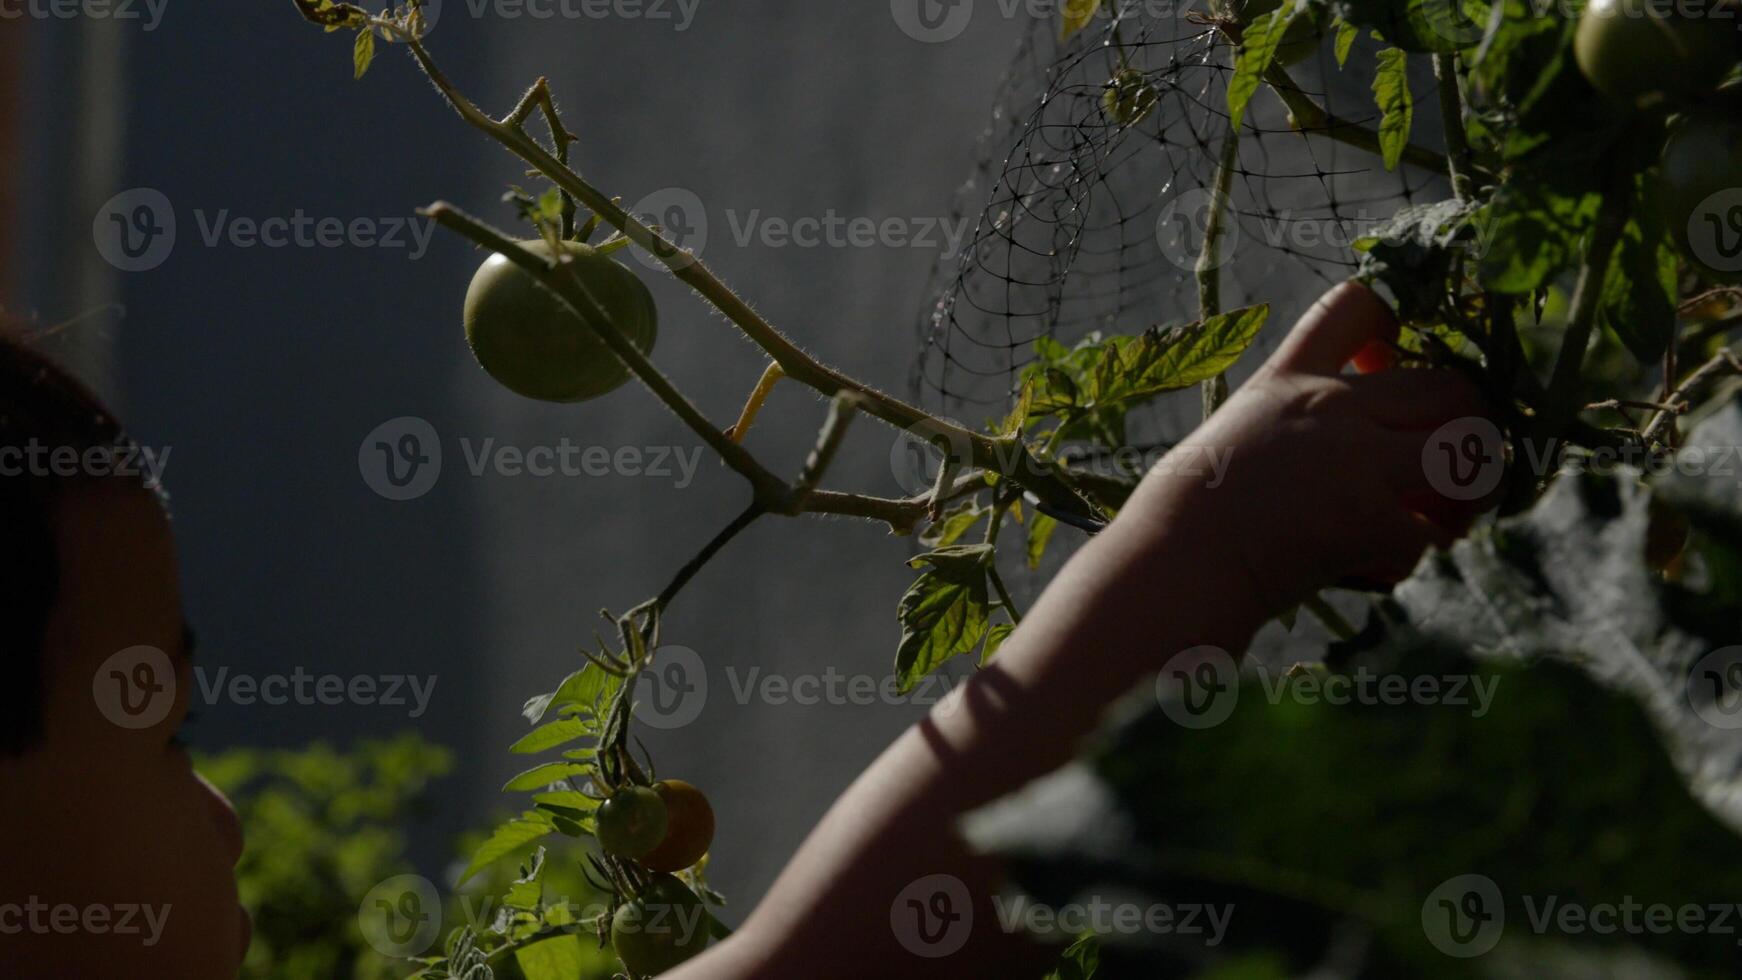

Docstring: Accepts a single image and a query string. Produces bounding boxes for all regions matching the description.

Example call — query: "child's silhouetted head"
[0,328,248,978]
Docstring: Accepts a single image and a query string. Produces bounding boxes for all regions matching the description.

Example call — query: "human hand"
[1124,281,1500,618]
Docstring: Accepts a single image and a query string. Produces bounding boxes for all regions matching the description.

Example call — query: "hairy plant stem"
[402,40,1098,520]
[1433,54,1474,200]
[1198,128,1239,419]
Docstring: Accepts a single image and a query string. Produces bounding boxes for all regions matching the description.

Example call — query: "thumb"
[1270,281,1399,376]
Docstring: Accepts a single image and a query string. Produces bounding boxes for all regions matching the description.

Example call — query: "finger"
[1344,367,1491,431]
[1340,506,1452,588]
[1364,424,1507,527]
[1270,280,1399,377]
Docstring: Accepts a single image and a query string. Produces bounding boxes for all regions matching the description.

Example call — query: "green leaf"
[523,664,621,724]
[509,718,591,755]
[895,545,994,692]
[1059,0,1101,41]
[1088,305,1270,406]
[1352,198,1479,322]
[1328,0,1486,52]
[352,28,375,80]
[1333,20,1359,66]
[502,761,592,792]
[529,790,598,812]
[1228,8,1295,133]
[459,811,555,884]
[1044,933,1102,980]
[921,501,988,548]
[1027,513,1059,570]
[1475,174,1603,293]
[981,623,1016,666]
[1371,47,1413,171]
[514,934,588,980]
[1600,186,1678,364]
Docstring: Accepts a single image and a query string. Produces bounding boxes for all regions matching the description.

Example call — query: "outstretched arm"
[672,281,1490,978]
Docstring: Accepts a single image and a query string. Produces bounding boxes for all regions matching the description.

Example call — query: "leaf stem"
[1264,64,1449,175]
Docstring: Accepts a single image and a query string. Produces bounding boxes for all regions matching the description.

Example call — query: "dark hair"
[0,327,142,754]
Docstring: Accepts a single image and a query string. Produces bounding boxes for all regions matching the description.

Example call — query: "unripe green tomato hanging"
[1574,0,1741,111]
[611,873,709,975]
[596,785,669,859]
[1659,109,1742,285]
[463,239,659,403]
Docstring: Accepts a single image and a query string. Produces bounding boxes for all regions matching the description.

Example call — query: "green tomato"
[595,786,668,859]
[1575,0,1740,111]
[611,874,709,976]
[1661,108,1742,284]
[462,238,658,403]
[1101,68,1160,127]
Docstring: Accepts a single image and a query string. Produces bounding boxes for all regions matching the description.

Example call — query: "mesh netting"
[914,4,1447,418]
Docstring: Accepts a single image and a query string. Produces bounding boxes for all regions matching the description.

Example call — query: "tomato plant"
[294,0,1742,975]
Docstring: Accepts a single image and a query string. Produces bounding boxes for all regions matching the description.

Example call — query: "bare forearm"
[672,478,1268,977]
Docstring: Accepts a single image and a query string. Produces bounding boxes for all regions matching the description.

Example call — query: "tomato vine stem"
[397,36,1102,523]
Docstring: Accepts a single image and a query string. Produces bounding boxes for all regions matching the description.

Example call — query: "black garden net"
[914,2,1449,418]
